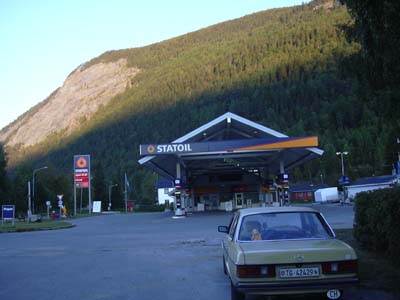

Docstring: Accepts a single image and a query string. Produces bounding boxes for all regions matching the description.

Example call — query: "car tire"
[310,293,327,300]
[223,256,227,275]
[231,281,245,300]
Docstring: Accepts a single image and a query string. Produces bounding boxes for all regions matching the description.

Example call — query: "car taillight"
[338,260,358,272]
[236,265,276,278]
[322,260,358,274]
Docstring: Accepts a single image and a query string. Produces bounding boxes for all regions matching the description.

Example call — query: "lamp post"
[336,152,349,205]
[108,184,118,211]
[336,152,348,177]
[32,166,48,214]
[27,181,31,223]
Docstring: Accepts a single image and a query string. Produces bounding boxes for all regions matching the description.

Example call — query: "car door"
[223,212,240,276]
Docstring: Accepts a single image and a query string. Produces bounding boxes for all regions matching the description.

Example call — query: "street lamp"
[336,151,349,177]
[108,183,118,211]
[32,166,48,214]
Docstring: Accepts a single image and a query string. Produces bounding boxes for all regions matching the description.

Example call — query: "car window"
[302,212,333,237]
[227,216,234,231]
[229,213,239,239]
[238,212,333,241]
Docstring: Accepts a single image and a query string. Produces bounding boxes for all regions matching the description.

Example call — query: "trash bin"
[51,211,56,220]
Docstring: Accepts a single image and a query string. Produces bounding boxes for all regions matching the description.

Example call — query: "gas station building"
[139,112,323,215]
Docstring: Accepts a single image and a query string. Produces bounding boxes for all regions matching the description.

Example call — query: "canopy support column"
[174,162,185,217]
[279,157,285,206]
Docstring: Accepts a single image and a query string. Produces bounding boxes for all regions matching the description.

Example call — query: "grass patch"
[0,221,74,233]
[335,229,400,297]
[73,212,103,218]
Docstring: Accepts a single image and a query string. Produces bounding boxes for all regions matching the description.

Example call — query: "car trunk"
[238,239,355,265]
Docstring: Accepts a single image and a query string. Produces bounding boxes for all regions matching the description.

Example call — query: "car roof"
[238,206,320,216]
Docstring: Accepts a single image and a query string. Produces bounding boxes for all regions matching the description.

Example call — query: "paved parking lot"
[305,203,355,229]
[0,205,395,300]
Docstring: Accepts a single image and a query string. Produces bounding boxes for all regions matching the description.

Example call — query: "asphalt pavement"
[0,205,395,300]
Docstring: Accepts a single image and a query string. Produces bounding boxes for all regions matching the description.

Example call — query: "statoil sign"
[140,143,198,155]
[140,137,319,156]
[74,155,90,188]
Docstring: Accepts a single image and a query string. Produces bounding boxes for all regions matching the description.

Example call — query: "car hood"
[238,239,357,265]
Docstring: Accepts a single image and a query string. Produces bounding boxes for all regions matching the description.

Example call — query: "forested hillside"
[2,0,399,213]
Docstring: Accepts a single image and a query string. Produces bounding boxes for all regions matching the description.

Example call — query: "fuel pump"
[283,187,290,206]
[175,191,182,209]
[174,179,186,217]
[174,190,186,217]
[276,173,290,206]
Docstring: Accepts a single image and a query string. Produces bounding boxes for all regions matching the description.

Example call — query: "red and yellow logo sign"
[147,145,155,154]
[76,157,88,168]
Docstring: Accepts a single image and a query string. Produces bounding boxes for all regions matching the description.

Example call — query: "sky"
[0,0,307,130]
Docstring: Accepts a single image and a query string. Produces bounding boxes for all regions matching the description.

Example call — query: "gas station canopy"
[138,112,323,180]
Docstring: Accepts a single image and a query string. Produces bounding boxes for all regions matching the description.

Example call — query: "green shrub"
[134,204,165,212]
[354,187,400,265]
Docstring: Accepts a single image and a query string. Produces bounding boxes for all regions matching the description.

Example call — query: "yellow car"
[218,207,358,300]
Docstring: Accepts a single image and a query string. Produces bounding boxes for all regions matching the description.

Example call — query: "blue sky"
[0,0,307,130]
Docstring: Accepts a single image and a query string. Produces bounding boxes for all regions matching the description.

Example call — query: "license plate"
[279,267,320,278]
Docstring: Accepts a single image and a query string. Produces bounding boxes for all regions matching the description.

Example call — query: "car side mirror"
[218,225,229,233]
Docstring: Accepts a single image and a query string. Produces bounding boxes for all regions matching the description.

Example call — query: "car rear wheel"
[230,281,245,300]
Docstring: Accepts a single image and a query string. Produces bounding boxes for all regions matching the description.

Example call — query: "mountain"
[2,0,397,210]
[0,59,139,147]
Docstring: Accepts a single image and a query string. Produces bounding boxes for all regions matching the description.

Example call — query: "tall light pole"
[336,152,348,177]
[27,181,31,223]
[32,166,48,214]
[336,151,349,205]
[108,184,118,211]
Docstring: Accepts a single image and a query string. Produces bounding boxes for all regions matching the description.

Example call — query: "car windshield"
[238,212,333,241]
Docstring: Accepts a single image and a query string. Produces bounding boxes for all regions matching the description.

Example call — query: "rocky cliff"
[0,58,139,147]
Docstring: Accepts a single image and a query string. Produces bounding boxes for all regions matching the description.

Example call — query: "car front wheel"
[231,281,245,300]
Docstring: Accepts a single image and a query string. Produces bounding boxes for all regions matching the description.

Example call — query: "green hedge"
[354,187,400,265]
[134,204,166,212]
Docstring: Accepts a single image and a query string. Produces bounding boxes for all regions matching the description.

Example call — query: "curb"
[0,223,76,234]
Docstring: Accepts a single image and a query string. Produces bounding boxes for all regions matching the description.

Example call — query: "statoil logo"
[147,145,156,153]
[76,157,88,168]
[156,144,193,153]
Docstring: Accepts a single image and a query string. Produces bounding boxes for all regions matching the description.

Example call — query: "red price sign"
[74,155,90,188]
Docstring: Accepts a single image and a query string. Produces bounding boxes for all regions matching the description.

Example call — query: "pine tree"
[92,160,106,205]
[0,144,8,204]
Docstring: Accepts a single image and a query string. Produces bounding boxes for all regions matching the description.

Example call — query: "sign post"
[338,176,350,205]
[27,181,31,223]
[46,201,51,219]
[57,195,63,220]
[74,155,91,216]
[2,205,15,225]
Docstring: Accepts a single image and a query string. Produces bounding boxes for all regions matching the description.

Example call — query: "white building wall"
[315,187,339,203]
[347,184,392,199]
[157,188,175,205]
